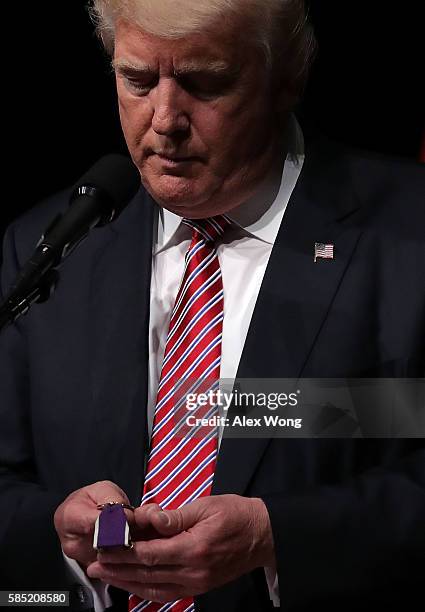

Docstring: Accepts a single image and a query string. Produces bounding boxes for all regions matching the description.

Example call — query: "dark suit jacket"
[1,139,424,611]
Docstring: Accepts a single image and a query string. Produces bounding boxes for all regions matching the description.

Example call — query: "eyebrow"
[112,58,239,77]
[112,59,154,74]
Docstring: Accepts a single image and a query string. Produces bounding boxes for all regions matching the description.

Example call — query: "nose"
[151,77,190,136]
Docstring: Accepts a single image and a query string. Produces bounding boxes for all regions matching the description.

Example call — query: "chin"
[144,175,211,213]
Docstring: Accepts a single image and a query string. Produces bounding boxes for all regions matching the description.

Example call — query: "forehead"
[113,18,247,71]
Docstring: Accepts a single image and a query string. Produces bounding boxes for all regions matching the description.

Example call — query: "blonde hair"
[89,0,316,100]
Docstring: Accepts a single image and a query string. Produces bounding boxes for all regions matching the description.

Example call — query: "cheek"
[193,103,243,155]
[196,96,270,161]
[118,94,152,148]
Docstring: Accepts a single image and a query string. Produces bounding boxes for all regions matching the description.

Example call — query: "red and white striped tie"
[129,214,231,612]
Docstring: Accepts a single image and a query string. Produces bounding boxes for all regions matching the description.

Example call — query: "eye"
[122,75,159,95]
[176,74,235,99]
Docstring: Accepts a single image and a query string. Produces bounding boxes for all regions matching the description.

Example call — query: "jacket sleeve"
[0,222,68,590]
[262,444,425,609]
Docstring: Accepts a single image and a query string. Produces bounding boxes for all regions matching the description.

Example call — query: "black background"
[1,0,424,241]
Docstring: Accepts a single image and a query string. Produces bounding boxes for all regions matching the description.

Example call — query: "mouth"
[155,152,200,164]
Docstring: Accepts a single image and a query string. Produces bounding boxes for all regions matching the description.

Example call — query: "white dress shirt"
[64,115,304,610]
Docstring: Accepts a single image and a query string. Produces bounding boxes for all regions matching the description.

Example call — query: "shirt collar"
[154,114,304,254]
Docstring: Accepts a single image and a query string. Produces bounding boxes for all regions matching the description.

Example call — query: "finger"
[86,480,130,507]
[133,503,163,530]
[62,504,98,537]
[135,504,183,538]
[152,500,203,536]
[149,508,182,536]
[63,540,98,568]
[131,503,166,540]
[89,481,135,532]
[60,542,94,572]
[97,531,193,565]
[87,561,184,584]
[62,482,132,536]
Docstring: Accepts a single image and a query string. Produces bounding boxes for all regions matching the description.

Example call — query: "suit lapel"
[84,189,154,505]
[213,141,364,496]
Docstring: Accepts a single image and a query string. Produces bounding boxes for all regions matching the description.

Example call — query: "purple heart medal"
[93,502,135,551]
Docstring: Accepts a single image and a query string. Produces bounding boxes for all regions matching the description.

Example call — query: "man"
[0,1,424,611]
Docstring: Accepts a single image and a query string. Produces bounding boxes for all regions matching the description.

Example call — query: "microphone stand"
[0,201,91,333]
[0,185,113,333]
[0,269,58,332]
[0,154,141,334]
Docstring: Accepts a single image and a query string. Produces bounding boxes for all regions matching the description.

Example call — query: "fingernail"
[158,511,170,527]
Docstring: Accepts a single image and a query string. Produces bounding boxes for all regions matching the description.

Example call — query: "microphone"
[0,154,141,331]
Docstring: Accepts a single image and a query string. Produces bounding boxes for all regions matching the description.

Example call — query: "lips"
[156,153,198,162]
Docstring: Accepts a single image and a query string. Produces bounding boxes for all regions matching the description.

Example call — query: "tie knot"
[182,215,231,244]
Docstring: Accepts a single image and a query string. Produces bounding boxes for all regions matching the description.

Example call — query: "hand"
[86,494,275,602]
[54,480,134,570]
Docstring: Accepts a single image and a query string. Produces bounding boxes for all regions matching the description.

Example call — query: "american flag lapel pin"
[314,242,334,262]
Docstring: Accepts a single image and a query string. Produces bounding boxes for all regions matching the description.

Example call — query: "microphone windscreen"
[71,154,141,216]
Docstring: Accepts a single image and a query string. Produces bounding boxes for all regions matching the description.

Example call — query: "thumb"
[89,480,130,506]
[150,503,201,536]
[88,481,134,528]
